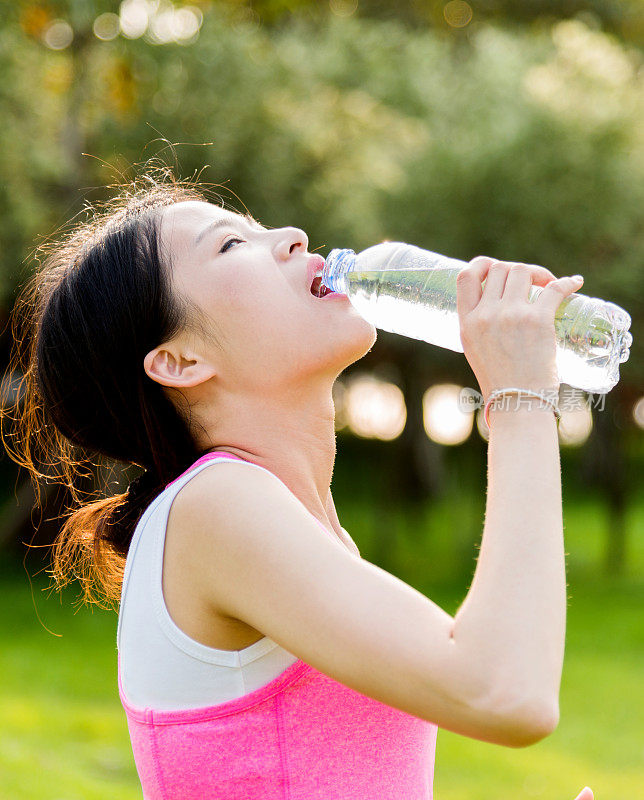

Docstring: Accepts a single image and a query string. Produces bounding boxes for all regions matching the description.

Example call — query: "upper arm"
[172,462,552,747]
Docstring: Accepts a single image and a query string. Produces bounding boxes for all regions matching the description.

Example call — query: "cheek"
[217,279,304,350]
[207,270,261,324]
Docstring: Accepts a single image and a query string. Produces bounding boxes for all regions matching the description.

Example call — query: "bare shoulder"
[169,458,318,541]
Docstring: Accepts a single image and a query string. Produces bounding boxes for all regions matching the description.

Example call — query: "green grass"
[0,564,140,799]
[0,495,642,799]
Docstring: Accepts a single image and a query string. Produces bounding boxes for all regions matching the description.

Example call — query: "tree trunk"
[581,392,628,576]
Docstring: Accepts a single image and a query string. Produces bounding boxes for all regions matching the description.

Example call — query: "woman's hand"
[455,256,584,403]
[573,787,594,800]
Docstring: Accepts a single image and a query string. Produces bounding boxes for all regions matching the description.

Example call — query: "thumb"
[573,787,593,800]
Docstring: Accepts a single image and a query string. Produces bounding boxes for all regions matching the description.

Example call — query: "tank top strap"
[165,451,246,490]
[164,451,341,546]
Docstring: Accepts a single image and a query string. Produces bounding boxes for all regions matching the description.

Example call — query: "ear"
[143,345,217,389]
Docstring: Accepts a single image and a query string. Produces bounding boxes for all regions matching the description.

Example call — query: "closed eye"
[220,237,244,254]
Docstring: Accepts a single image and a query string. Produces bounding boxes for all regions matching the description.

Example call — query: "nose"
[272,226,309,261]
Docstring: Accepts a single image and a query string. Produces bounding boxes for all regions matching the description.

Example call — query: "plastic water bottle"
[321,242,632,394]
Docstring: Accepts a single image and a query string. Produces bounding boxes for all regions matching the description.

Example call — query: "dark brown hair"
[0,169,223,610]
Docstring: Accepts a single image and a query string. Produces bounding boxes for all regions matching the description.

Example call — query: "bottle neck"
[322,248,356,293]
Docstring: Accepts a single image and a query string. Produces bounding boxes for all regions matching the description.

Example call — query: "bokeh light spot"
[119,0,150,39]
[330,0,359,18]
[146,2,203,44]
[632,396,644,429]
[174,7,203,41]
[423,384,474,445]
[444,0,473,28]
[557,387,593,447]
[93,13,121,41]
[558,404,593,447]
[344,374,406,440]
[42,19,74,50]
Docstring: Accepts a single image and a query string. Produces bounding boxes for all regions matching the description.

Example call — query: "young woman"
[3,176,593,800]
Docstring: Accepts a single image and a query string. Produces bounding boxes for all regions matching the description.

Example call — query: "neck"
[196,379,340,534]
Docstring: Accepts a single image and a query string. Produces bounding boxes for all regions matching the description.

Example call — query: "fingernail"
[572,275,584,282]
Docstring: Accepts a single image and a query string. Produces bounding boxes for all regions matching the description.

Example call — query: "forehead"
[159,200,242,253]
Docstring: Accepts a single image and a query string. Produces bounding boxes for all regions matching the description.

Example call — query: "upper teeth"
[314,269,323,278]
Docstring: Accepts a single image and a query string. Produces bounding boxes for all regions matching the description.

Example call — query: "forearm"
[450,404,566,719]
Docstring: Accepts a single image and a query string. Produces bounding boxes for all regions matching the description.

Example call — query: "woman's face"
[156,201,376,395]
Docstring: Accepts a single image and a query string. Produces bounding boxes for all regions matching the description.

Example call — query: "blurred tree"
[202,0,644,47]
[0,3,641,572]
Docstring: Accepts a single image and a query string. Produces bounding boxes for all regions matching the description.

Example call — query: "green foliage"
[1,8,641,386]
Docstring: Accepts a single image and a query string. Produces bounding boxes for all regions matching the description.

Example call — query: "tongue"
[310,276,330,297]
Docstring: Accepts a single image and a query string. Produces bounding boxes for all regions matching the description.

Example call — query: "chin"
[301,317,376,380]
[339,319,378,369]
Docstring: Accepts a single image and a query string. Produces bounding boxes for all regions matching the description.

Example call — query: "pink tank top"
[117,452,438,799]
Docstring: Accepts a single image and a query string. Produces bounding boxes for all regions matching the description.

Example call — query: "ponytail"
[49,466,168,610]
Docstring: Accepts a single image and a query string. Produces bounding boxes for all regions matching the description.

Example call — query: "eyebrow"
[194,213,261,247]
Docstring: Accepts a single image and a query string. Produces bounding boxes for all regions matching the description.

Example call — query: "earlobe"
[143,347,216,388]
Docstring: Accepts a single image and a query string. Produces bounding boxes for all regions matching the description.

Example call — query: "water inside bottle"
[343,267,464,351]
[343,268,632,394]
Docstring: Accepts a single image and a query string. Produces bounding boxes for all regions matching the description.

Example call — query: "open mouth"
[310,274,334,298]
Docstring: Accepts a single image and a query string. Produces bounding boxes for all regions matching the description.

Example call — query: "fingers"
[522,263,558,286]
[573,787,593,800]
[502,264,532,303]
[480,260,511,300]
[534,274,584,316]
[480,261,558,304]
[456,256,494,317]
[457,256,579,318]
[500,262,558,302]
